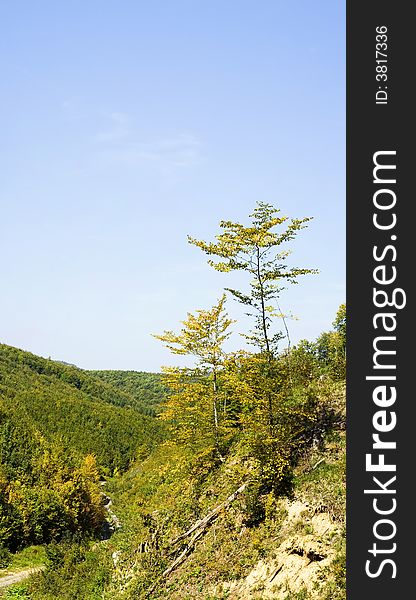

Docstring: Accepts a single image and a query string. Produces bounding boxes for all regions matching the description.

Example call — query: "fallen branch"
[145,482,249,597]
[311,458,325,472]
[162,528,205,578]
[170,482,248,546]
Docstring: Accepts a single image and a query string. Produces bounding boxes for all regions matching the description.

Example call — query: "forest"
[1,203,346,599]
[88,371,167,416]
[0,345,164,553]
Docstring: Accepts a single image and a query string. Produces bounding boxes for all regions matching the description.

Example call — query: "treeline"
[1,345,162,415]
[0,344,163,473]
[0,344,164,554]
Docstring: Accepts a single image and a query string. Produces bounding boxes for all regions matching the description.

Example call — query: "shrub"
[0,542,12,567]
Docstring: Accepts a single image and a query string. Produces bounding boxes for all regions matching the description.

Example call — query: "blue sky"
[0,1,345,371]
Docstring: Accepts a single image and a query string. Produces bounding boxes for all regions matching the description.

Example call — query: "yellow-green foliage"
[95,408,345,599]
[0,344,163,476]
[188,202,317,354]
[87,370,167,416]
[0,344,165,553]
[26,539,112,600]
[1,448,105,551]
[155,295,236,462]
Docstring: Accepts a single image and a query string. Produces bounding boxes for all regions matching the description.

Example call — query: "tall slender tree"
[189,202,317,437]
[188,202,317,358]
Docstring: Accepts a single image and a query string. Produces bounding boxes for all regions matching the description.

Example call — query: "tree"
[154,295,234,458]
[188,202,317,357]
[314,303,346,379]
[333,303,346,351]
[221,351,317,493]
[188,202,317,435]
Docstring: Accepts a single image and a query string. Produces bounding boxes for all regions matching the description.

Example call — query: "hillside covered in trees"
[0,344,164,557]
[1,204,346,599]
[87,371,167,416]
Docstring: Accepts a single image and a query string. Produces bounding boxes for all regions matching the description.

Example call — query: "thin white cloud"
[60,103,203,176]
[93,132,202,170]
[94,111,130,143]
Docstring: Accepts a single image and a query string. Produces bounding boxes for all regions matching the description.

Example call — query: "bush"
[0,543,12,567]
[4,585,32,599]
[5,588,31,599]
[30,541,111,600]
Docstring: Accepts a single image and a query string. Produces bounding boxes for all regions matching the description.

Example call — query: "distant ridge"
[0,343,163,473]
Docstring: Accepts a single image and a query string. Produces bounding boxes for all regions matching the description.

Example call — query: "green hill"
[0,344,166,555]
[88,370,168,416]
[0,344,163,475]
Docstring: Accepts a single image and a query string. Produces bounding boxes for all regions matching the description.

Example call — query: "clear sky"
[0,1,345,371]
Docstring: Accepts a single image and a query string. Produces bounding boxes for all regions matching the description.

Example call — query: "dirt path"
[0,566,44,590]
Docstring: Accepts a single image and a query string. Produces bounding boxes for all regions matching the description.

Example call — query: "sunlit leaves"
[154,296,236,461]
[189,202,318,355]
